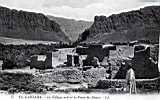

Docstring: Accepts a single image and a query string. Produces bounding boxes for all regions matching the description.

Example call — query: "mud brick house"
[30,52,53,69]
[132,45,159,79]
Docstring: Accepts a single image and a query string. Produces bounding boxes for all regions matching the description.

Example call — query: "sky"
[0,0,159,21]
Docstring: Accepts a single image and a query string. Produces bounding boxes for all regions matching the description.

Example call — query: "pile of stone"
[34,69,83,84]
[96,79,126,89]
[83,67,107,87]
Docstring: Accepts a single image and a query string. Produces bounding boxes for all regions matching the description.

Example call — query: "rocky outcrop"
[78,6,160,43]
[48,16,92,41]
[0,6,70,42]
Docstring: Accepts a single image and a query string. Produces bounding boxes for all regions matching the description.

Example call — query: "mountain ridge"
[78,6,160,43]
[0,6,70,42]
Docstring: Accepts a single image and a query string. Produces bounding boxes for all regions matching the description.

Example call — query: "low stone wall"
[96,79,126,89]
[95,77,159,90]
[136,77,159,90]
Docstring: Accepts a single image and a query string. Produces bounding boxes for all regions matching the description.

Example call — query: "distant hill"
[0,6,70,42]
[78,6,160,43]
[48,16,92,41]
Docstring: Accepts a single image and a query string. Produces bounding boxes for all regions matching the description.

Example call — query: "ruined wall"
[45,52,53,69]
[84,45,109,66]
[88,45,106,62]
[132,46,159,78]
[113,45,159,79]
[30,53,53,70]
[67,55,73,66]
[1,44,57,69]
[30,56,45,69]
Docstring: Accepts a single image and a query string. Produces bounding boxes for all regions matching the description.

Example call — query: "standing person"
[126,68,137,94]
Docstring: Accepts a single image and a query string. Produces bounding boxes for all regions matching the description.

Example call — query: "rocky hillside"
[78,6,160,43]
[48,16,92,41]
[0,6,70,42]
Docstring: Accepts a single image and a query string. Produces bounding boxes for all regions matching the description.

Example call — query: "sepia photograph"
[0,0,159,100]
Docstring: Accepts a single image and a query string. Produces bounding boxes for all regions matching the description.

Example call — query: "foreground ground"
[0,68,159,94]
